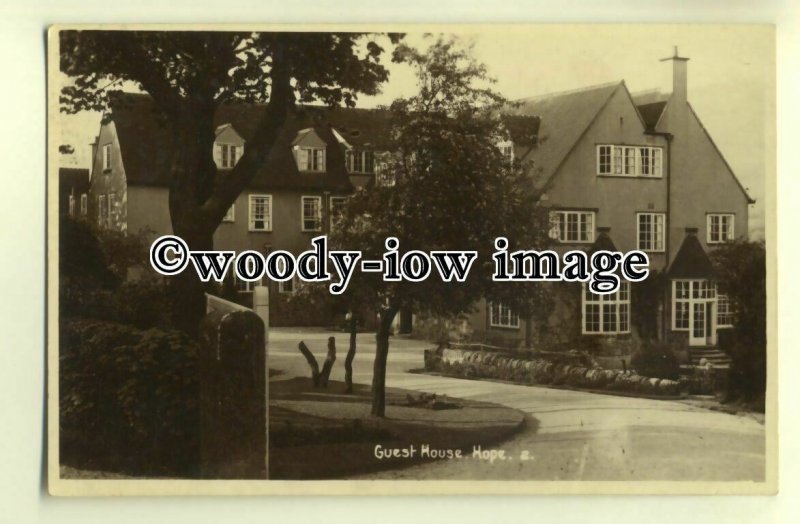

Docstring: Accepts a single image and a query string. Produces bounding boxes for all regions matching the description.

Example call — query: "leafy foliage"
[631,340,680,380]
[329,37,551,414]
[60,318,199,476]
[59,30,401,334]
[710,240,767,401]
[60,218,172,328]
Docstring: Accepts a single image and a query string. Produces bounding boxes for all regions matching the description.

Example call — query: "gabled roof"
[587,229,618,255]
[667,232,718,280]
[107,92,394,192]
[508,81,622,186]
[632,90,670,132]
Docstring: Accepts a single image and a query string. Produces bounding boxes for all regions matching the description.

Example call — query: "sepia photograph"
[47,24,776,495]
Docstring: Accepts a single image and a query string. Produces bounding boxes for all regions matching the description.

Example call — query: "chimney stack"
[90,136,99,179]
[661,46,689,104]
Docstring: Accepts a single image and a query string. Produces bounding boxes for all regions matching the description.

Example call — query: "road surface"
[268,328,765,481]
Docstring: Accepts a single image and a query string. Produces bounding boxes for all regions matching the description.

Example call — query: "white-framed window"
[68,195,75,217]
[329,196,348,228]
[346,150,375,174]
[102,144,111,171]
[707,213,735,244]
[234,273,257,293]
[97,194,107,227]
[717,293,735,328]
[582,282,630,334]
[278,276,301,294]
[672,280,717,331]
[248,194,272,231]
[302,196,322,232]
[223,204,235,223]
[220,144,240,168]
[80,194,87,216]
[639,147,662,176]
[107,192,114,223]
[489,302,519,329]
[637,212,666,252]
[549,210,595,243]
[597,145,662,177]
[295,147,326,172]
[500,145,514,165]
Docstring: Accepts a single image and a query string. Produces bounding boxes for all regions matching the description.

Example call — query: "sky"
[58,25,774,238]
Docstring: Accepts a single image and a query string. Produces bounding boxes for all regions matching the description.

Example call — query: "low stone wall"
[425,347,682,397]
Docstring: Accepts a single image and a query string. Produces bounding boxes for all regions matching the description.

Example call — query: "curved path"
[268,328,765,481]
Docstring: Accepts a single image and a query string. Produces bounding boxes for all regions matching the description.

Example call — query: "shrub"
[111,276,173,328]
[631,341,680,380]
[60,318,199,476]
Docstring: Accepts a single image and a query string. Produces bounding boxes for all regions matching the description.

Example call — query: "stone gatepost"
[198,309,266,479]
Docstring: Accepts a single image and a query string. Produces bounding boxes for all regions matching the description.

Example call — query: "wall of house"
[88,121,128,232]
[659,100,751,260]
[468,86,670,350]
[127,184,347,325]
[546,85,671,269]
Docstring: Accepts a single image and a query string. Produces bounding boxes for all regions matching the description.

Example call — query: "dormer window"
[220,144,239,168]
[295,147,326,172]
[214,124,245,169]
[347,150,375,174]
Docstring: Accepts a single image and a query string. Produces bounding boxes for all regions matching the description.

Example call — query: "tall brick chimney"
[661,46,690,104]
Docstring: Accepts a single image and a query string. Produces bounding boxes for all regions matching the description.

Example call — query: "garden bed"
[269,377,526,479]
[424,347,684,398]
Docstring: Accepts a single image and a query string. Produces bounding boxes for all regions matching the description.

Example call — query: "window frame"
[329,195,348,229]
[596,144,663,178]
[636,212,666,253]
[671,279,717,331]
[549,210,595,244]
[346,149,376,174]
[97,194,107,227]
[489,302,520,329]
[68,195,75,217]
[301,195,323,232]
[717,293,735,328]
[582,282,631,335]
[102,143,112,171]
[707,213,735,244]
[248,194,272,232]
[296,147,326,172]
[80,194,88,216]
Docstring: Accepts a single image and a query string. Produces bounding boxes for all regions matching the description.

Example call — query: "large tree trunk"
[371,306,399,417]
[344,313,357,393]
[169,224,214,337]
[167,105,219,338]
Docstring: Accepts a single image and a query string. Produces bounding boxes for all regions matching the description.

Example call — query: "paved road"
[268,328,766,481]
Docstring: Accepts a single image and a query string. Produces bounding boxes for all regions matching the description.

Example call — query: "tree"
[710,240,767,402]
[331,38,548,416]
[59,30,399,335]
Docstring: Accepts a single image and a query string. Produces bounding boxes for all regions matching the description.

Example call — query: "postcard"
[47,23,777,495]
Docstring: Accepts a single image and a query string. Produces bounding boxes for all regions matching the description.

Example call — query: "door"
[689,302,706,347]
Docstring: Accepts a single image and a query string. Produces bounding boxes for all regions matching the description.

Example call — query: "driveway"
[268,327,766,481]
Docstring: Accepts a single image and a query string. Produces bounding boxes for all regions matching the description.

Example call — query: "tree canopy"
[59,30,401,334]
[330,37,549,415]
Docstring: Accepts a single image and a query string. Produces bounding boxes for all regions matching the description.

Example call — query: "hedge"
[59,318,200,477]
